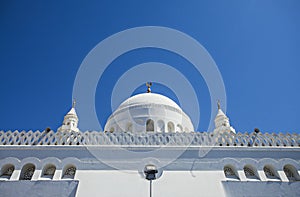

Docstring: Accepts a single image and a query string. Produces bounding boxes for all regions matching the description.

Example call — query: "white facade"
[0,92,299,197]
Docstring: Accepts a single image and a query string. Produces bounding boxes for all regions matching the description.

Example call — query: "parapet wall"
[0,130,299,147]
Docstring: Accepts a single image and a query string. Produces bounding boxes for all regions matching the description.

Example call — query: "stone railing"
[0,130,299,147]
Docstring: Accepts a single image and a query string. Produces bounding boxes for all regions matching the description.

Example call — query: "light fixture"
[144,164,158,197]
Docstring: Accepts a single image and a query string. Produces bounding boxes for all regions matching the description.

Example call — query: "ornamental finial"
[217,100,221,110]
[146,82,152,93]
[72,99,76,108]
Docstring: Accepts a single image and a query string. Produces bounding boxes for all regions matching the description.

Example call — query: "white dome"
[118,93,181,111]
[104,93,194,133]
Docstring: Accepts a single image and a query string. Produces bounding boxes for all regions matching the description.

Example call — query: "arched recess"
[263,165,280,180]
[223,165,239,180]
[20,163,35,180]
[146,119,154,132]
[243,165,259,181]
[62,164,76,179]
[157,120,165,132]
[126,123,133,132]
[109,127,115,133]
[41,164,56,179]
[176,124,183,132]
[0,164,15,180]
[167,122,175,132]
[283,164,300,181]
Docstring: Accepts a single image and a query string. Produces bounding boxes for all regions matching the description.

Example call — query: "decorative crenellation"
[0,130,299,146]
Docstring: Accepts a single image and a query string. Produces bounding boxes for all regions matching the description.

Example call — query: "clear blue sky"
[0,0,299,133]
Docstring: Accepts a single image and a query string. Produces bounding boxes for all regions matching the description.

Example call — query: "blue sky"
[0,0,299,133]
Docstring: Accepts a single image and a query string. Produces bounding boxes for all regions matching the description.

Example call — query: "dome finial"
[72,99,76,108]
[217,100,221,110]
[146,82,152,93]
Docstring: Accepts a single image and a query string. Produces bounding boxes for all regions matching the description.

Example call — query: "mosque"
[0,85,299,197]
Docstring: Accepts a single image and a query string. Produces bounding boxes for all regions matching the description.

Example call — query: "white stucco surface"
[105,93,194,133]
[1,94,299,196]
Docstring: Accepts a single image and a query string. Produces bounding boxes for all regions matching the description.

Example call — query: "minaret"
[213,100,236,135]
[58,100,79,132]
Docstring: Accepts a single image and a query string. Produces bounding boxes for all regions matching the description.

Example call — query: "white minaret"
[57,100,79,132]
[213,100,236,135]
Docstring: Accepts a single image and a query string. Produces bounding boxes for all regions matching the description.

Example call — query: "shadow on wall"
[222,181,300,197]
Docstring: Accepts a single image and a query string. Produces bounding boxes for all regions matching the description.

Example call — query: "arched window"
[263,165,279,180]
[109,127,115,133]
[146,119,154,132]
[0,164,15,180]
[167,122,175,132]
[20,163,35,180]
[176,124,183,132]
[244,165,259,180]
[224,165,239,180]
[126,123,133,132]
[283,165,300,181]
[42,164,56,179]
[157,120,165,132]
[62,165,76,179]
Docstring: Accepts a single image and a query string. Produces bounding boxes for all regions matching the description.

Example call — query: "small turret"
[58,100,79,132]
[213,100,235,135]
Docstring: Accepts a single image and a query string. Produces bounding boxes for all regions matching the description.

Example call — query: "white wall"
[76,171,148,197]
[75,170,226,197]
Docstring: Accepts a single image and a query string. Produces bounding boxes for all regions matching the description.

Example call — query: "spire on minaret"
[72,99,76,108]
[213,100,235,135]
[57,100,79,133]
[146,82,152,93]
